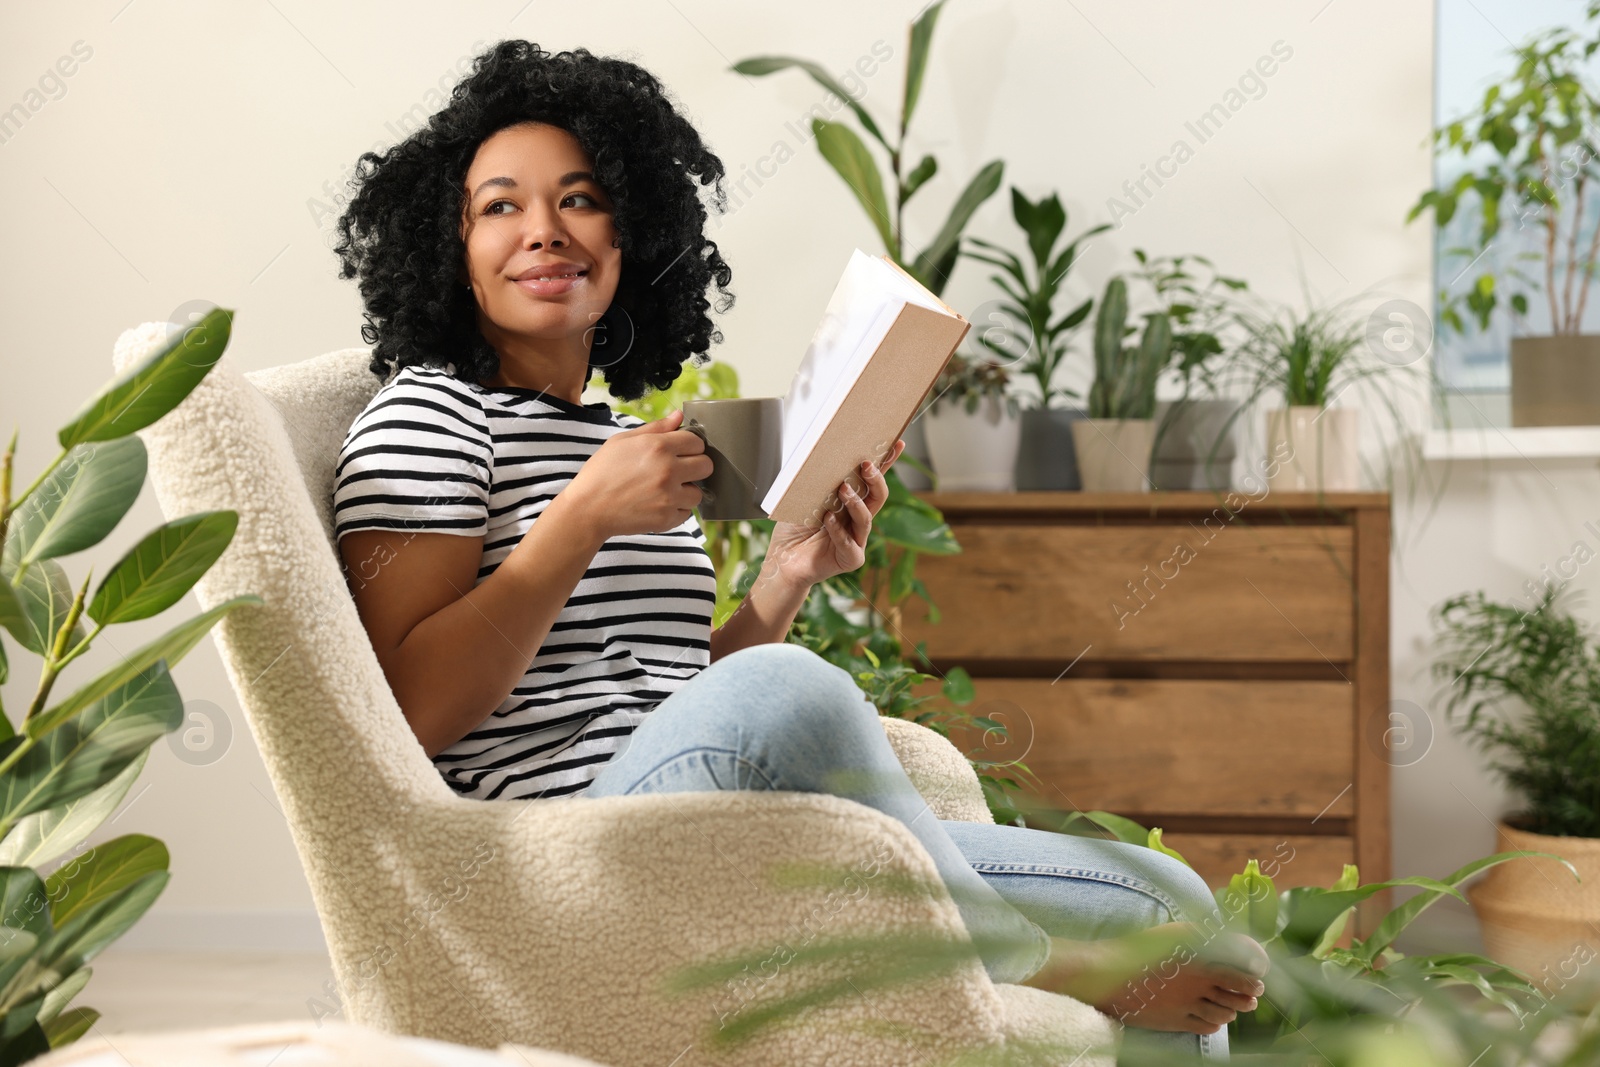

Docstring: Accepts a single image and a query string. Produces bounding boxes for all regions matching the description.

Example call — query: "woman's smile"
[513,271,587,297]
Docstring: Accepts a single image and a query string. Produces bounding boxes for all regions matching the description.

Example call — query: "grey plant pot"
[1150,398,1241,491]
[1511,334,1600,426]
[1014,407,1086,491]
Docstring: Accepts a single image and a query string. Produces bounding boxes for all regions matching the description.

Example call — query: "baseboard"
[110,910,328,952]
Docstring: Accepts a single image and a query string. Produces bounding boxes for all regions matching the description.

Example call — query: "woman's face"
[459,121,622,353]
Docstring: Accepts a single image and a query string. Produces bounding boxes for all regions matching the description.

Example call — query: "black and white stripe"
[333,364,715,800]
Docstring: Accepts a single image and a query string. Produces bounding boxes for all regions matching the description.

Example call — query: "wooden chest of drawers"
[898,491,1392,931]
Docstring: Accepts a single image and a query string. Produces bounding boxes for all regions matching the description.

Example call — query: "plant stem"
[23,568,90,726]
[0,428,16,552]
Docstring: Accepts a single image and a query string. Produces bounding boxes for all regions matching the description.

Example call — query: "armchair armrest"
[880,716,995,824]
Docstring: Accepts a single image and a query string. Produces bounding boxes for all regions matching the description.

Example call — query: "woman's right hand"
[561,408,712,539]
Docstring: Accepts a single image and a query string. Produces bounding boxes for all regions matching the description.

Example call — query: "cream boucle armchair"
[111,321,1117,1067]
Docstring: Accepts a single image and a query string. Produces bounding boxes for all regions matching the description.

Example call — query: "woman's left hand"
[764,439,906,591]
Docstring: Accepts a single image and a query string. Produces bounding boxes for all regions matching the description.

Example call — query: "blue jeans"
[576,642,1228,1062]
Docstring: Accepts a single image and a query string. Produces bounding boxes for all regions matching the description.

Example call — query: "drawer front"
[899,524,1354,662]
[1162,834,1354,891]
[949,679,1354,818]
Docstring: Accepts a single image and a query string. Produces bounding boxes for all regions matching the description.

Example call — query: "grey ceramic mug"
[682,398,784,521]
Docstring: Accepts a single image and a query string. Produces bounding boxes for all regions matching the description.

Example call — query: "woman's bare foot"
[1019,921,1269,1035]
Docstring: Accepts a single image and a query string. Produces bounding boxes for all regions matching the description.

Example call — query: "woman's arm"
[708,562,812,662]
[343,488,609,758]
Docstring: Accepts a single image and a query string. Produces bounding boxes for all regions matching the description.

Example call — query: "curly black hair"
[332,39,735,400]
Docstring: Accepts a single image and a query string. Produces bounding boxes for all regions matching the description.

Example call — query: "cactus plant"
[1087,275,1173,420]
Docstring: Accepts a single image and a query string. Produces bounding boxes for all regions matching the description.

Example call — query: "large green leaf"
[1,662,182,826]
[0,869,51,942]
[87,510,238,625]
[58,307,232,449]
[2,870,166,1010]
[28,593,261,740]
[911,159,1004,287]
[0,586,21,663]
[1281,876,1468,954]
[731,57,889,148]
[2,558,85,657]
[812,119,893,251]
[902,0,947,132]
[44,833,169,929]
[0,751,148,869]
[871,507,959,554]
[3,438,146,568]
[41,1006,96,1048]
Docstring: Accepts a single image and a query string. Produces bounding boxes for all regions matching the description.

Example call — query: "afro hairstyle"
[332,39,735,400]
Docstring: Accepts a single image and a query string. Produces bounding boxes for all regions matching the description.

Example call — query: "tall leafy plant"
[963,187,1109,408]
[1087,275,1171,420]
[0,308,261,1062]
[732,0,1003,297]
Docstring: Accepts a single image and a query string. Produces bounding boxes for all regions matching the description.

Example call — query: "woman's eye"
[483,192,600,216]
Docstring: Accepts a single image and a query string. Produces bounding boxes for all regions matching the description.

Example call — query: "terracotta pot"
[923,394,1021,492]
[1467,820,1600,1000]
[1014,407,1086,491]
[1265,406,1359,492]
[1511,334,1600,427]
[1069,418,1156,493]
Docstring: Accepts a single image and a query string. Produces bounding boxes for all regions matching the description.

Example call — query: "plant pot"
[1511,334,1600,427]
[1265,406,1359,492]
[1068,418,1156,493]
[1150,399,1240,491]
[896,412,933,490]
[1014,407,1086,491]
[923,395,1021,492]
[1467,820,1600,1000]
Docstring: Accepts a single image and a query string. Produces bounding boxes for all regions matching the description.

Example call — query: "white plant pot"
[1069,418,1156,493]
[924,395,1021,491]
[1265,406,1360,492]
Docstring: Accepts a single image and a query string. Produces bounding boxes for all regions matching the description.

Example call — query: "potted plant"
[733,0,1003,489]
[1431,585,1600,987]
[1071,276,1170,493]
[1130,249,1252,491]
[0,307,260,1062]
[922,350,1021,492]
[1407,3,1600,427]
[963,187,1108,490]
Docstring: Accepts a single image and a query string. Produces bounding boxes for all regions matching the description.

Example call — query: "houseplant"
[1130,249,1252,491]
[1406,0,1600,426]
[732,0,1003,489]
[963,186,1108,490]
[1071,276,1171,492]
[0,306,261,1063]
[1431,584,1600,987]
[922,350,1022,492]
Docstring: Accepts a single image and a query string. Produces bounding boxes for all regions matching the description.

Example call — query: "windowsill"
[1422,425,1600,460]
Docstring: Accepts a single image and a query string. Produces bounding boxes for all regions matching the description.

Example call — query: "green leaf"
[1310,863,1361,958]
[58,307,232,448]
[0,1019,49,1064]
[732,57,889,148]
[1356,850,1574,965]
[44,834,169,929]
[1147,827,1189,867]
[1281,876,1467,955]
[3,558,85,657]
[0,868,52,942]
[812,119,893,251]
[0,751,147,869]
[3,437,146,568]
[902,155,937,204]
[888,547,917,603]
[871,508,959,554]
[41,1006,97,1048]
[902,0,947,132]
[1057,809,1150,845]
[28,593,261,741]
[34,967,90,1030]
[0,585,23,661]
[87,510,238,625]
[912,160,1004,287]
[1220,859,1279,942]
[941,665,974,704]
[7,870,167,1005]
[1,661,182,827]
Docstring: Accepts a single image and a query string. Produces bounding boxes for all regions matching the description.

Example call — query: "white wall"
[2,0,1516,952]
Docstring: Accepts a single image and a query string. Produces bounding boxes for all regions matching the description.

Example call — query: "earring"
[612,237,621,247]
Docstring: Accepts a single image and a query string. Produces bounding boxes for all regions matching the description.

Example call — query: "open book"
[761,248,971,525]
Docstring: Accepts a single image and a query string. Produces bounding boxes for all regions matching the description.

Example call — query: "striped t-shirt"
[332,363,716,800]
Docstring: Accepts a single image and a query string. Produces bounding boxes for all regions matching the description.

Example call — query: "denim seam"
[622,746,779,795]
[962,863,1186,920]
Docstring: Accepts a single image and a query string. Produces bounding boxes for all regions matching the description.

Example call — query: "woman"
[330,39,1267,1062]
